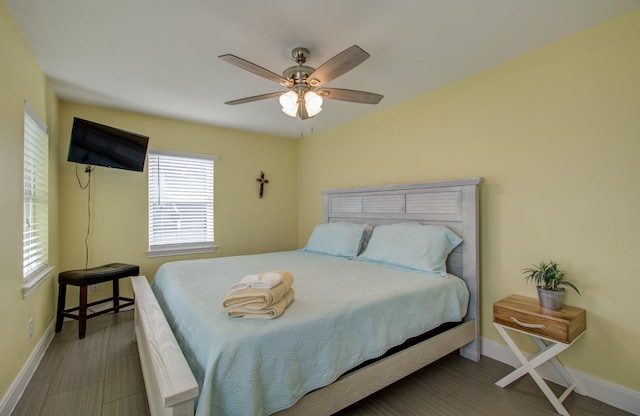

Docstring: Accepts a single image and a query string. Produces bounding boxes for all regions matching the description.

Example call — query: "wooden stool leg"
[113,279,120,313]
[55,283,66,333]
[79,286,88,339]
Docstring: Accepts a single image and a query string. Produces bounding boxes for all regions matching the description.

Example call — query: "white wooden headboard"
[322,178,483,360]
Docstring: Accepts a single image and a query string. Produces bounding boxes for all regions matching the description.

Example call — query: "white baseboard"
[481,336,640,415]
[0,319,55,416]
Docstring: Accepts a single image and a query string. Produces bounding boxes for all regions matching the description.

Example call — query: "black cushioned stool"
[55,263,139,339]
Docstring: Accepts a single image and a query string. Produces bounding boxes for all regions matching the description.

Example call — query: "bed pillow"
[357,223,462,276]
[302,222,371,258]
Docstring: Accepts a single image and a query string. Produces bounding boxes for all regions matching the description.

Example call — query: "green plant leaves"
[522,260,580,295]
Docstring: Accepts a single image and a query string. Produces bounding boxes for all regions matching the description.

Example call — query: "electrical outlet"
[91,283,100,291]
[28,319,33,339]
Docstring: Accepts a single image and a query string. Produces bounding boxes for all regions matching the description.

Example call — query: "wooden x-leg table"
[494,322,586,416]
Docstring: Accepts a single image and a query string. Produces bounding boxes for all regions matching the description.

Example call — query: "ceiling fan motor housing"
[282,47,321,88]
[283,65,315,86]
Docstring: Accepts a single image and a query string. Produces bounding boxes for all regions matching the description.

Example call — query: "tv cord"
[75,164,93,269]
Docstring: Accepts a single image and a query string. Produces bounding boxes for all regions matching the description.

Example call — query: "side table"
[493,294,586,416]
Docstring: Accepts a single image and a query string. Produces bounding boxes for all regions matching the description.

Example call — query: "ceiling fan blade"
[224,92,283,105]
[307,45,370,87]
[219,54,291,86]
[317,88,383,104]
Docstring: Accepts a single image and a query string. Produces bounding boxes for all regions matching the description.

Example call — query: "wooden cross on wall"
[256,171,269,198]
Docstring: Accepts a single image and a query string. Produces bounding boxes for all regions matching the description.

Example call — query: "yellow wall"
[0,2,60,400]
[57,102,299,304]
[297,10,640,391]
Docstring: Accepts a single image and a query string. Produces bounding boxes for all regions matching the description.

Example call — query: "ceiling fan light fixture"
[304,91,323,117]
[279,91,298,117]
[281,106,298,118]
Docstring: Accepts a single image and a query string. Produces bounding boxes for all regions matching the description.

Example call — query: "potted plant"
[523,260,580,309]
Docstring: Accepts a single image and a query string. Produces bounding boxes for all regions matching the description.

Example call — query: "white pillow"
[357,223,462,276]
[302,222,371,258]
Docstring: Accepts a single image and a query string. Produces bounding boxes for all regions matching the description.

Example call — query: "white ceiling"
[5,0,639,139]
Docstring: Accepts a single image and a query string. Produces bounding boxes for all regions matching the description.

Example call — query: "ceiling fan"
[219,45,383,119]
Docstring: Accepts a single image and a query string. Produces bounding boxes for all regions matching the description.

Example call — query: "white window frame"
[147,149,218,257]
[22,102,54,297]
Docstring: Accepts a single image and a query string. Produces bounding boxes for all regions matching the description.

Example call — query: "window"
[23,103,52,296]
[148,149,217,257]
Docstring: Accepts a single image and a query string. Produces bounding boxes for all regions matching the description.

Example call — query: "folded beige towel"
[222,271,294,310]
[227,288,295,319]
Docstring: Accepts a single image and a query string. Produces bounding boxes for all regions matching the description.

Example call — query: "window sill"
[22,265,55,298]
[146,244,217,258]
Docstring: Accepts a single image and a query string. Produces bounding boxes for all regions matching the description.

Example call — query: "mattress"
[151,250,469,416]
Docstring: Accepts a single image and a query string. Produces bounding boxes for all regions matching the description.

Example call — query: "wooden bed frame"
[131,177,483,416]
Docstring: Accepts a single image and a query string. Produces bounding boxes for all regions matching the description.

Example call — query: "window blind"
[148,150,216,256]
[23,103,49,281]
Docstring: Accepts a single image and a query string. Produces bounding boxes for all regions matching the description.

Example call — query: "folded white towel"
[229,274,261,292]
[250,271,283,289]
[230,271,287,292]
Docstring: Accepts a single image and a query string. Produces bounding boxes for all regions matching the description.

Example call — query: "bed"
[131,177,483,416]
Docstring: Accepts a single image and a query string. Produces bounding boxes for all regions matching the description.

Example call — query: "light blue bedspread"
[151,251,469,416]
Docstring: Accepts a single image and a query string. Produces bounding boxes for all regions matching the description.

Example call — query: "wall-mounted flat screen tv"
[67,117,149,172]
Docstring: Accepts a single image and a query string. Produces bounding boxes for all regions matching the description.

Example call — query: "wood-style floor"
[12,310,632,416]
